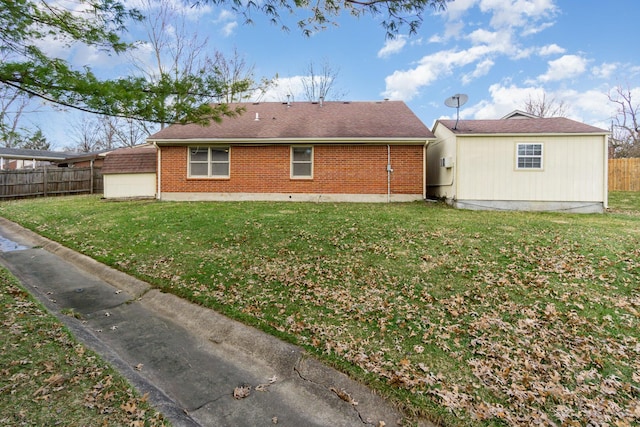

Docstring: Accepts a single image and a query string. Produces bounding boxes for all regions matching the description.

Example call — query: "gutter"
[151,137,434,146]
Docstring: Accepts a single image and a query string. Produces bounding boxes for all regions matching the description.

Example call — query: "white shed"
[102,145,157,199]
[427,111,610,213]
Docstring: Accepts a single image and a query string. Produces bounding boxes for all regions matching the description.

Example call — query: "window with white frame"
[189,146,230,178]
[516,143,543,169]
[291,146,313,178]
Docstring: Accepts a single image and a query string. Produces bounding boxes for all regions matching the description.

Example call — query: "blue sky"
[34,0,640,146]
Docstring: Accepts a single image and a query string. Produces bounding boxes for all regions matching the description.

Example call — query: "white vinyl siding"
[455,135,606,202]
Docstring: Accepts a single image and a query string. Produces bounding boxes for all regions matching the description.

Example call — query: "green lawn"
[0,268,168,426]
[1,192,639,426]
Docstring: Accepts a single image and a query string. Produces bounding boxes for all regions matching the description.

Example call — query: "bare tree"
[98,116,150,148]
[68,116,102,153]
[0,87,29,147]
[608,84,640,158]
[212,48,273,103]
[301,60,346,102]
[524,92,568,118]
[129,0,211,129]
[0,52,42,148]
[129,1,267,127]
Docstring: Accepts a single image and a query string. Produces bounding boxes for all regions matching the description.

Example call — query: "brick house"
[148,101,435,202]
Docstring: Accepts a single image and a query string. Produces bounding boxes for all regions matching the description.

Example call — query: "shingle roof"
[102,145,157,174]
[148,101,434,141]
[435,116,609,135]
[0,147,69,161]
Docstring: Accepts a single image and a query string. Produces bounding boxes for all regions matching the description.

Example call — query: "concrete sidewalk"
[0,218,427,427]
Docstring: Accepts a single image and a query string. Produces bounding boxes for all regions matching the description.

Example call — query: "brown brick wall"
[160,144,424,195]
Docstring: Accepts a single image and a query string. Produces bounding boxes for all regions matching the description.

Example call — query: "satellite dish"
[444,93,468,129]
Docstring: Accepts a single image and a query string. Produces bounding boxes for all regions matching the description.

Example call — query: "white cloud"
[393,0,559,101]
[221,21,238,37]
[377,36,408,58]
[444,0,481,20]
[467,28,500,45]
[254,76,306,102]
[480,0,557,30]
[558,88,613,124]
[132,0,213,21]
[383,34,513,100]
[592,62,618,79]
[465,83,539,118]
[214,9,235,23]
[214,9,238,37]
[521,21,555,36]
[463,82,615,126]
[538,43,565,56]
[383,48,491,100]
[462,59,495,84]
[537,54,588,82]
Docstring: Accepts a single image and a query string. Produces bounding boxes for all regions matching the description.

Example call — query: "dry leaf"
[330,387,358,405]
[233,385,251,399]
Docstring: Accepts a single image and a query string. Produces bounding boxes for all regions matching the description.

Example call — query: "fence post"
[43,168,47,197]
[90,159,94,194]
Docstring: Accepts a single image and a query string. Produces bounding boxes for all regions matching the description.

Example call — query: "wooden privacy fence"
[0,167,103,199]
[609,158,640,191]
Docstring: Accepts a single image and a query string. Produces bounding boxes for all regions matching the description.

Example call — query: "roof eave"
[447,131,610,137]
[0,154,68,161]
[149,137,434,145]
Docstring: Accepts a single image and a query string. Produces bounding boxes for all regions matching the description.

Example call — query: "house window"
[291,146,313,179]
[189,146,230,178]
[516,143,543,169]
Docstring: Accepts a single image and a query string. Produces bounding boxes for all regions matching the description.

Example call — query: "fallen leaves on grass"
[0,271,167,426]
[5,198,639,426]
[213,226,640,426]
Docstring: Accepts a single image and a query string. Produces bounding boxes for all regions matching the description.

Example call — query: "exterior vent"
[440,157,453,168]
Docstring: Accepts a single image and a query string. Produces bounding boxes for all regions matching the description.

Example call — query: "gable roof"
[102,145,157,174]
[501,110,539,119]
[434,116,609,135]
[148,101,434,143]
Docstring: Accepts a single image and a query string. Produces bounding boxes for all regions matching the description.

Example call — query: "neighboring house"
[0,147,68,170]
[147,101,435,202]
[102,145,157,199]
[56,150,109,169]
[427,111,610,213]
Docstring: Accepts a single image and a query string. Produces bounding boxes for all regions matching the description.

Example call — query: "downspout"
[90,159,94,194]
[603,134,609,209]
[386,145,393,203]
[153,142,161,200]
[423,142,428,199]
